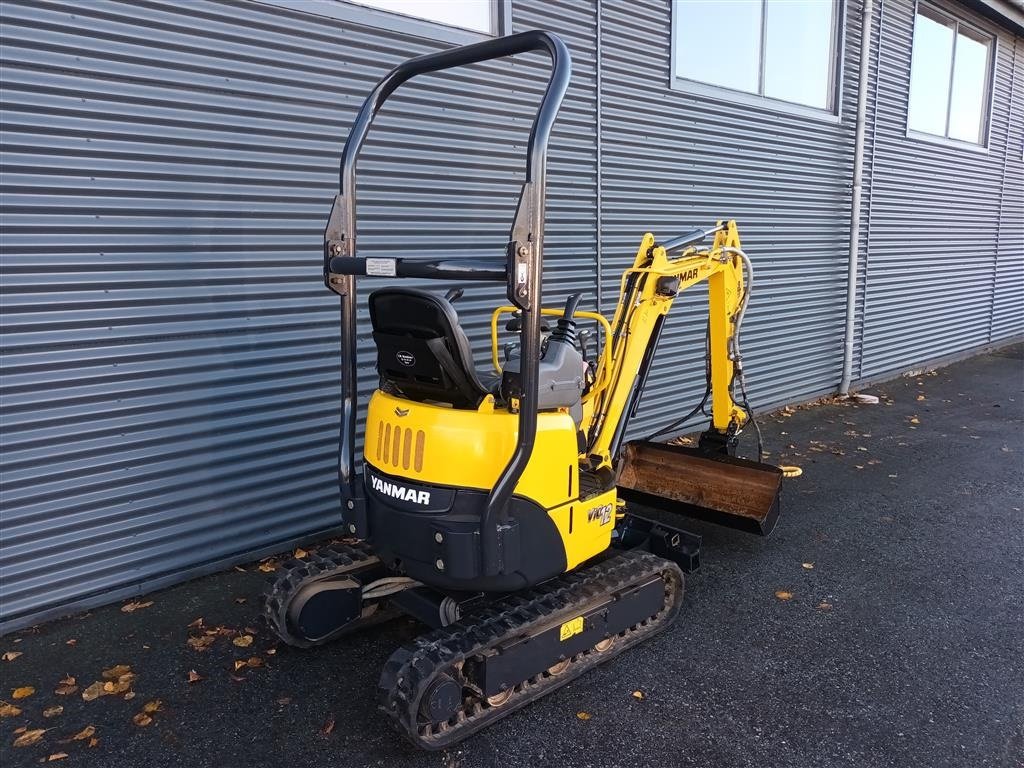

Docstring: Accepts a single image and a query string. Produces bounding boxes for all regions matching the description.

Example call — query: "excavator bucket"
[617,440,783,536]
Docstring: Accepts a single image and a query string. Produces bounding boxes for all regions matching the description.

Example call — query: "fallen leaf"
[102,664,131,680]
[187,670,203,683]
[233,660,248,672]
[802,562,814,570]
[817,602,833,611]
[233,566,247,573]
[266,648,276,656]
[123,691,135,701]
[65,640,77,647]
[43,706,64,718]
[909,416,920,425]
[71,725,95,741]
[233,635,254,648]
[0,701,23,718]
[187,635,215,652]
[916,394,926,401]
[246,656,263,668]
[12,686,34,700]
[576,711,591,721]
[142,700,162,714]
[81,682,106,701]
[132,713,152,727]
[320,713,335,736]
[631,690,645,700]
[88,738,99,748]
[13,728,46,748]
[775,590,793,601]
[54,678,78,696]
[47,753,69,761]
[2,651,23,662]
[120,600,153,614]
[187,618,204,629]
[257,561,276,573]
[294,548,308,558]
[230,674,245,682]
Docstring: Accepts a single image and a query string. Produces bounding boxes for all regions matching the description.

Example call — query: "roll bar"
[323,30,572,576]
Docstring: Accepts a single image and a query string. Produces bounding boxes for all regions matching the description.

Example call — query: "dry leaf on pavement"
[187,617,204,629]
[120,600,153,613]
[187,635,215,652]
[46,753,69,762]
[132,713,152,727]
[576,711,591,721]
[0,701,23,718]
[13,728,46,748]
[802,562,815,569]
[70,725,95,741]
[320,713,335,736]
[775,590,794,601]
[294,548,308,558]
[257,561,276,573]
[187,670,203,683]
[81,682,106,702]
[101,665,131,679]
[11,686,35,699]
[2,651,23,662]
[43,706,64,718]
[142,700,162,715]
[232,635,254,648]
[631,690,645,700]
[817,602,833,611]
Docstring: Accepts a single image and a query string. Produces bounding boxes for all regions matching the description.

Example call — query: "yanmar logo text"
[369,474,430,505]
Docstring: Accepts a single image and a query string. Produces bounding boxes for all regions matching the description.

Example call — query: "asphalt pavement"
[2,344,1022,768]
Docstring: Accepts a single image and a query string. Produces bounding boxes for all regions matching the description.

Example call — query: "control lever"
[577,328,592,362]
[505,312,550,333]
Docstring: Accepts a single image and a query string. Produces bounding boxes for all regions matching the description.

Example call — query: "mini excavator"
[262,30,784,749]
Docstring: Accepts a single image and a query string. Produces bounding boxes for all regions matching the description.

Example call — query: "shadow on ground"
[2,345,1022,768]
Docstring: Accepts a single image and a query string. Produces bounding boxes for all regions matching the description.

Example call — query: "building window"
[672,0,840,112]
[907,4,994,145]
[345,0,494,34]
[255,0,508,44]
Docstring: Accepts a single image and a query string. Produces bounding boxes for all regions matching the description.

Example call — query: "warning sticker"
[559,616,584,641]
[365,258,396,277]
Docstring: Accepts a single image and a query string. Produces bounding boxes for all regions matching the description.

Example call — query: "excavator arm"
[583,220,749,468]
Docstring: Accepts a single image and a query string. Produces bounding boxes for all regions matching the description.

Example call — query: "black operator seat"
[368,287,493,410]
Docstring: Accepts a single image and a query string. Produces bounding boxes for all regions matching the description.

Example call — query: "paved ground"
[2,345,1022,768]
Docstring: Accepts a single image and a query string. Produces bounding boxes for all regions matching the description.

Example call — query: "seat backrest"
[368,287,491,409]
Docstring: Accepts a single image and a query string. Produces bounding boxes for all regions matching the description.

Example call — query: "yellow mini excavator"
[261,30,784,749]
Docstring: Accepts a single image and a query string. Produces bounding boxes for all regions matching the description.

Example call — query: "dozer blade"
[617,440,783,536]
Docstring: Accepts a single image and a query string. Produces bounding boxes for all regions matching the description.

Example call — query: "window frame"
[254,0,511,45]
[905,0,997,151]
[669,0,846,123]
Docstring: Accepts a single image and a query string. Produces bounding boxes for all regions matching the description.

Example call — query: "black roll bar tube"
[322,31,572,576]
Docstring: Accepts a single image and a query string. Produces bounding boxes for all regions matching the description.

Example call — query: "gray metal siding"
[992,36,1024,341]
[1,0,1020,630]
[858,0,1024,380]
[598,0,858,437]
[0,0,597,626]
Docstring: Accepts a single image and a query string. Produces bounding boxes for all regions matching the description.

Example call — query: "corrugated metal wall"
[599,0,857,438]
[1,0,1021,630]
[0,0,597,628]
[857,0,1024,380]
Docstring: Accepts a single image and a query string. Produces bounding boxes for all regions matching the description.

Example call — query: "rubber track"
[261,540,388,648]
[378,550,684,750]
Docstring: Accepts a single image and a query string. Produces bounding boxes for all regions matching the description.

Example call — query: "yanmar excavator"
[261,30,784,749]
